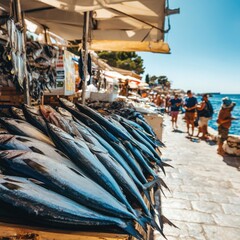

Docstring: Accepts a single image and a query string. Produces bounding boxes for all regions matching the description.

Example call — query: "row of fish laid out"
[0,99,173,239]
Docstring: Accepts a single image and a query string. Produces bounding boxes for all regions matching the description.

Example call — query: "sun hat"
[222,97,236,109]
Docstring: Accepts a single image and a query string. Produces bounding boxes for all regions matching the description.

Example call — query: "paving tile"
[191,201,223,214]
[212,213,240,228]
[198,192,230,204]
[204,187,236,196]
[161,209,214,224]
[186,223,205,240]
[181,185,206,194]
[227,196,240,205]
[221,203,240,215]
[162,198,192,210]
[172,191,199,201]
[203,225,240,240]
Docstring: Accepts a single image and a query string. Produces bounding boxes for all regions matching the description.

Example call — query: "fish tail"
[158,163,166,175]
[143,178,161,190]
[156,178,171,193]
[162,161,174,168]
[162,214,179,228]
[150,218,167,239]
[121,222,144,240]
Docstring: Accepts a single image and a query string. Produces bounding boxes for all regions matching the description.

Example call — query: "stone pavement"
[154,114,240,240]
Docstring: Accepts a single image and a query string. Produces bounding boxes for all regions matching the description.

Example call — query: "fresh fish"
[56,108,155,194]
[76,102,132,141]
[119,119,162,160]
[74,102,164,170]
[56,107,73,121]
[87,143,151,217]
[59,98,119,143]
[40,105,81,138]
[22,104,48,135]
[0,174,143,239]
[9,107,26,121]
[0,150,137,222]
[123,141,159,179]
[108,116,164,170]
[112,114,162,149]
[135,117,156,139]
[47,123,137,216]
[0,134,76,169]
[109,115,164,168]
[71,119,149,188]
[58,100,165,198]
[0,118,54,146]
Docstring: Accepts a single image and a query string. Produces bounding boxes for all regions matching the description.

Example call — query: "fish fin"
[150,218,167,239]
[161,158,172,162]
[162,215,179,229]
[0,151,24,160]
[1,182,21,190]
[156,147,162,155]
[68,167,84,177]
[23,159,47,174]
[143,178,161,190]
[15,136,31,142]
[162,162,174,168]
[121,222,144,240]
[3,177,22,183]
[29,146,45,155]
[158,178,171,192]
[0,135,14,144]
[157,163,166,175]
[28,178,45,185]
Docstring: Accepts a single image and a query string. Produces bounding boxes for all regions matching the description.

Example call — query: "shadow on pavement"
[172,129,185,133]
[223,155,240,171]
[205,139,217,146]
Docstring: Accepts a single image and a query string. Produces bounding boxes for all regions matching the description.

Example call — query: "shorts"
[218,125,229,143]
[185,112,195,122]
[171,111,179,117]
[198,117,210,128]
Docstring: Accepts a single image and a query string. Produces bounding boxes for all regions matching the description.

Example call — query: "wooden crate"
[143,114,164,141]
[0,87,24,106]
[0,223,130,240]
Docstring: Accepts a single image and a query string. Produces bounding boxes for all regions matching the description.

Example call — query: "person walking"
[217,97,237,155]
[196,94,214,139]
[169,93,183,129]
[183,90,198,136]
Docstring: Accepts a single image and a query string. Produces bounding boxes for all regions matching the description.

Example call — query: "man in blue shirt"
[183,90,198,136]
[169,93,182,129]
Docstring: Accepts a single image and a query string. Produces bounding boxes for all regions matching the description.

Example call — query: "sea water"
[197,94,240,135]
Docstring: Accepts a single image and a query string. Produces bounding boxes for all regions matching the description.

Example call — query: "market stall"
[0,1,177,239]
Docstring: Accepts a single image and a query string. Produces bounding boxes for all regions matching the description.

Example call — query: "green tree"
[97,51,145,75]
[148,75,171,89]
[145,74,150,84]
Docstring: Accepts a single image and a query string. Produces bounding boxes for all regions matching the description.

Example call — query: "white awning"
[0,0,170,53]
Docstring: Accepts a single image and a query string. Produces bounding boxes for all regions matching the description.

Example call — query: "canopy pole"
[22,11,31,105]
[14,0,30,105]
[81,11,90,105]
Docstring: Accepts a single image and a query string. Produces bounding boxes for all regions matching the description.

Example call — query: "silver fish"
[0,118,54,146]
[0,174,143,239]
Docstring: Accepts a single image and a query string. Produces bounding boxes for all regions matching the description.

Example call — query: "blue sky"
[138,0,240,94]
